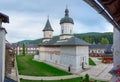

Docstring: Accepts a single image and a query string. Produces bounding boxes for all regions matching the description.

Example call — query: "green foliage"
[74,32,113,44]
[16,55,71,76]
[89,58,96,66]
[30,38,43,44]
[94,80,97,82]
[84,74,90,82]
[79,77,83,82]
[84,37,93,43]
[22,43,26,56]
[100,38,109,44]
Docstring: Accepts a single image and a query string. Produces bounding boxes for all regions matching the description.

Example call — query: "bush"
[84,74,90,82]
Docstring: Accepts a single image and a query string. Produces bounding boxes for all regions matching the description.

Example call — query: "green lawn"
[97,57,102,60]
[20,78,106,82]
[89,58,96,66]
[16,55,71,76]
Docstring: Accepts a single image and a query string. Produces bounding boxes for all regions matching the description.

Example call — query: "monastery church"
[36,7,90,73]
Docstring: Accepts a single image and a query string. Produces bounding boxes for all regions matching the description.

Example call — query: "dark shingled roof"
[43,19,53,31]
[40,36,59,46]
[4,77,16,82]
[0,12,9,23]
[60,8,74,24]
[89,44,112,49]
[55,37,90,46]
[40,36,90,46]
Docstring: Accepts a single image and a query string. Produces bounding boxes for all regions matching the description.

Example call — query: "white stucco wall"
[43,31,53,42]
[76,46,89,68]
[38,44,89,74]
[60,23,73,40]
[39,46,46,61]
[60,45,89,73]
[0,27,6,82]
[60,23,73,35]
[44,31,53,39]
[45,53,60,64]
[39,46,60,63]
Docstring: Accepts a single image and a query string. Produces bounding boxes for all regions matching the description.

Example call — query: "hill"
[14,32,113,44]
[74,32,113,44]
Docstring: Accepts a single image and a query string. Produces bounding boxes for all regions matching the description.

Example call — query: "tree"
[84,37,93,43]
[101,38,109,44]
[84,74,90,82]
[22,43,26,56]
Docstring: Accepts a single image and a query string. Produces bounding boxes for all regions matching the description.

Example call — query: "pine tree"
[84,74,90,82]
[22,43,26,56]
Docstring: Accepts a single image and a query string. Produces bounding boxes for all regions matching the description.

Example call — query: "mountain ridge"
[14,32,113,44]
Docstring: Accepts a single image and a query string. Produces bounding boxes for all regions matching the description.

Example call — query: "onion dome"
[60,8,74,24]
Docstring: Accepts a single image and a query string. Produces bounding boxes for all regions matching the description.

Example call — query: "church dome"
[60,8,74,24]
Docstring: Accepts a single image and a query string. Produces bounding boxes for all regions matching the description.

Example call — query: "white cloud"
[1,0,114,43]
[73,20,113,34]
[2,12,62,43]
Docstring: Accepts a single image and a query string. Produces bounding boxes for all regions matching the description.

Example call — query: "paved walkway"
[78,57,113,81]
[19,74,79,80]
[79,63,112,81]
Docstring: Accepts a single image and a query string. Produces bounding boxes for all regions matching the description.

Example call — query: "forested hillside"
[15,32,113,44]
[74,32,113,44]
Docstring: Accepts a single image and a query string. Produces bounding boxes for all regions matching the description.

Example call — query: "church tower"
[43,17,54,42]
[60,7,74,40]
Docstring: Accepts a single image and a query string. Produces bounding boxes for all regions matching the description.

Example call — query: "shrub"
[84,74,90,82]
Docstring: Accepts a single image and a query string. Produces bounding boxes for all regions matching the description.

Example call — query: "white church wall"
[39,46,60,63]
[59,45,89,73]
[45,53,60,64]
[60,46,78,73]
[60,46,76,56]
[44,31,53,39]
[76,46,89,68]
[61,23,73,34]
[60,23,73,40]
[39,46,46,61]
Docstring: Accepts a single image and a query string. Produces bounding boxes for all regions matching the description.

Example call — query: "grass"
[16,55,71,76]
[20,78,107,82]
[97,57,102,60]
[89,58,96,66]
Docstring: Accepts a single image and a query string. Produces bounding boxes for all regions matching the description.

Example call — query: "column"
[111,27,120,82]
[0,19,7,82]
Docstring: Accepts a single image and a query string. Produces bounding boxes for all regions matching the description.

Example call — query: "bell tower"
[60,7,74,40]
[43,17,54,42]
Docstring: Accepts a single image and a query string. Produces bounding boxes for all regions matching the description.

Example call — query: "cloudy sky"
[0,0,113,43]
